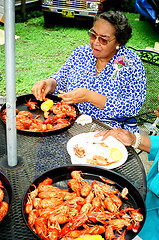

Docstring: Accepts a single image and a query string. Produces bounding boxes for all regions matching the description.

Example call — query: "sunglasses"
[88,29,116,45]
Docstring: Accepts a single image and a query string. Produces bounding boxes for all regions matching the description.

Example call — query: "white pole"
[4,0,17,166]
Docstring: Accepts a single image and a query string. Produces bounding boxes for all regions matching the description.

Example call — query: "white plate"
[67,132,128,169]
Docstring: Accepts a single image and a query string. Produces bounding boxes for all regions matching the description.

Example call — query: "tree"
[21,0,26,21]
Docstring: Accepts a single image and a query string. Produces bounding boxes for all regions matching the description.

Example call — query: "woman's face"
[90,18,119,61]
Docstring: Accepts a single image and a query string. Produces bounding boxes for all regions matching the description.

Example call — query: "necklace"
[96,66,101,73]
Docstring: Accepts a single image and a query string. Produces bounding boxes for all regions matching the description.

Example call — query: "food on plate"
[72,135,125,167]
[93,142,108,148]
[1,99,77,132]
[86,155,118,166]
[110,148,123,162]
[24,170,144,240]
[76,114,92,126]
[75,235,104,240]
[41,99,54,119]
[0,180,9,222]
[120,187,129,200]
[25,98,39,110]
[16,111,46,132]
[0,109,18,122]
[73,144,86,158]
[68,133,129,169]
[50,100,77,118]
[41,99,54,112]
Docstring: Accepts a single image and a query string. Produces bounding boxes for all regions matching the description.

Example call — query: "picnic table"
[0,115,147,239]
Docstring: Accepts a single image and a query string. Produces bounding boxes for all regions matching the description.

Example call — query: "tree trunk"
[21,0,26,22]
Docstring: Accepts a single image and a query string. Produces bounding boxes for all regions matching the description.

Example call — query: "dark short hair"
[94,11,132,46]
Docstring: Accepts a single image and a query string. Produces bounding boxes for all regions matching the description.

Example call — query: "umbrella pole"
[4,0,17,167]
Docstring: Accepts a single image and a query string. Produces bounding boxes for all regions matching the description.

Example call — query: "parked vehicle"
[40,0,121,24]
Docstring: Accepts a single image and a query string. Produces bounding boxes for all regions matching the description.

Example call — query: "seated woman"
[32,11,146,133]
[95,96,159,240]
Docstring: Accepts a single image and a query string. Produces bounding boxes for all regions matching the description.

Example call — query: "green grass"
[125,13,159,49]
[0,12,159,119]
[140,62,159,113]
[0,16,90,95]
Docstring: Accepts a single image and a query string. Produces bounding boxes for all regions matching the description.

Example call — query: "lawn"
[0,12,159,116]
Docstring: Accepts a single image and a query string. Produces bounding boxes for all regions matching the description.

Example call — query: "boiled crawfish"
[25,98,39,110]
[1,99,77,132]
[24,171,144,240]
[0,180,9,222]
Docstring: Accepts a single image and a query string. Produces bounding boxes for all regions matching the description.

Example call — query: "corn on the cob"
[41,99,54,112]
[75,235,104,240]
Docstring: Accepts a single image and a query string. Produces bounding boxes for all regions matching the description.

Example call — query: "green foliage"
[121,0,136,13]
[15,9,43,23]
[109,0,136,13]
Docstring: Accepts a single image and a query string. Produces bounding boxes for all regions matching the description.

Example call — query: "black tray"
[0,171,12,224]
[0,93,79,136]
[22,165,146,240]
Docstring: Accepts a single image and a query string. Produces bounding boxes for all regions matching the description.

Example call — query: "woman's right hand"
[95,128,136,147]
[31,78,57,101]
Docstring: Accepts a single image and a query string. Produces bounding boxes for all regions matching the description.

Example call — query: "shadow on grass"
[43,16,93,30]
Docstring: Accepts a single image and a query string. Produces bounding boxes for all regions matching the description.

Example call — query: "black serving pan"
[0,93,79,137]
[0,172,12,224]
[22,165,146,240]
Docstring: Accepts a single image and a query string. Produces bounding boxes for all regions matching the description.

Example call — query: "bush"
[121,0,136,13]
[110,0,136,13]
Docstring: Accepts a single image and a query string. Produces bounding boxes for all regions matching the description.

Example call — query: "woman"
[32,11,146,133]
[95,99,159,240]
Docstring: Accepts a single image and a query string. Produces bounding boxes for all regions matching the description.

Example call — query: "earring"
[116,46,119,50]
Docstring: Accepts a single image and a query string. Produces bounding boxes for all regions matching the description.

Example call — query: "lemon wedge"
[41,99,54,112]
[75,235,104,240]
[110,148,123,161]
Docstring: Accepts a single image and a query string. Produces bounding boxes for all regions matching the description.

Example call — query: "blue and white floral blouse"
[51,44,146,133]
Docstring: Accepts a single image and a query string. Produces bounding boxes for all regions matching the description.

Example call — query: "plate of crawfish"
[0,94,79,136]
[67,132,128,169]
[22,165,146,240]
[0,172,12,224]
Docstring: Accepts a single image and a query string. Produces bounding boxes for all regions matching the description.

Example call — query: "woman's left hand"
[59,88,90,105]
[60,88,107,109]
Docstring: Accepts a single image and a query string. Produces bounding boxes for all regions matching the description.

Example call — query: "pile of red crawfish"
[0,180,9,222]
[0,99,77,132]
[24,171,144,240]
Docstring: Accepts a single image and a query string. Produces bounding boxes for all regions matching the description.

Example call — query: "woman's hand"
[95,127,151,153]
[31,78,57,101]
[60,88,107,109]
[59,88,89,105]
[95,128,136,147]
